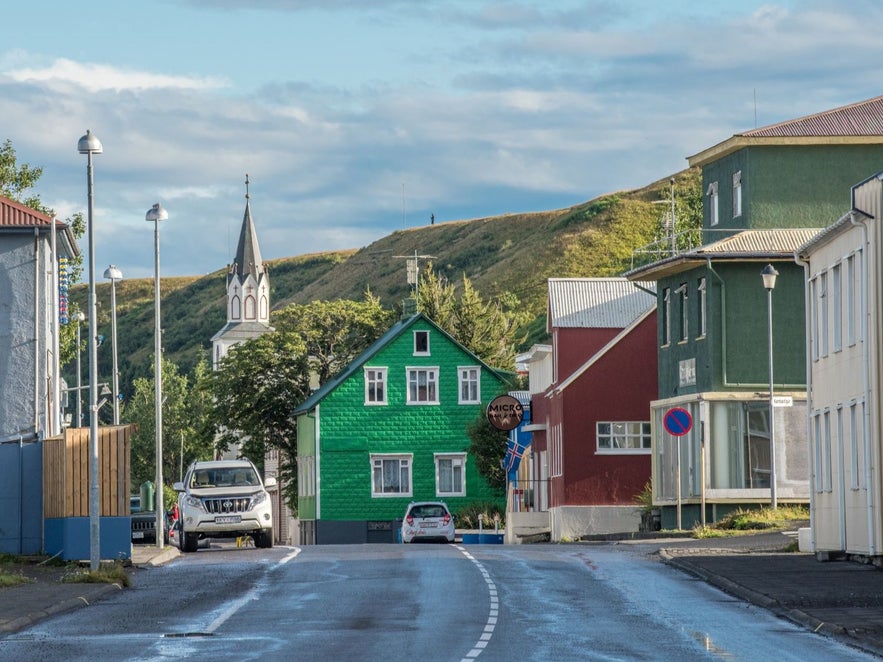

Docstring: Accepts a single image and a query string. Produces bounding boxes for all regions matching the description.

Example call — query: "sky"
[3,0,883,279]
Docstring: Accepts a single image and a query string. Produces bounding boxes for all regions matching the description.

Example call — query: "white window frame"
[435,453,466,496]
[846,253,856,347]
[458,366,480,404]
[697,277,707,339]
[819,271,829,359]
[596,421,652,454]
[850,400,862,490]
[732,171,742,218]
[407,366,439,404]
[364,367,388,405]
[810,278,819,362]
[413,330,430,356]
[707,181,719,226]
[371,454,413,497]
[675,283,688,342]
[661,287,671,347]
[832,263,842,353]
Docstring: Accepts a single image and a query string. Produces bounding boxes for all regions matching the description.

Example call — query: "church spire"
[230,173,265,284]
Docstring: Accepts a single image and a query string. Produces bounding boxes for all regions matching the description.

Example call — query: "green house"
[293,313,509,544]
[628,95,883,527]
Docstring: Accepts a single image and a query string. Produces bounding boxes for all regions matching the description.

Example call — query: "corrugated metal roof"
[693,229,822,255]
[547,278,655,329]
[0,194,52,228]
[742,95,883,138]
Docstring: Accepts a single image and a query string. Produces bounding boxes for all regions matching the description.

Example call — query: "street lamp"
[146,202,168,549]
[761,263,779,510]
[75,311,85,426]
[103,265,123,425]
[78,129,103,571]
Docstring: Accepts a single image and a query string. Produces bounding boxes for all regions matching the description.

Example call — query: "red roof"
[742,95,883,138]
[0,193,53,228]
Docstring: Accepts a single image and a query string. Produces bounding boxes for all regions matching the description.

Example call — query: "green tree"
[122,356,214,492]
[417,265,529,370]
[466,413,508,496]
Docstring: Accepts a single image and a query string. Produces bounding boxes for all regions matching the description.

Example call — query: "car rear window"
[410,505,447,518]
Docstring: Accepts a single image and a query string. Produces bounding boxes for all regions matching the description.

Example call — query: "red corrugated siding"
[0,194,52,228]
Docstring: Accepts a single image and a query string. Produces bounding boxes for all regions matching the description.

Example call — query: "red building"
[521,278,657,540]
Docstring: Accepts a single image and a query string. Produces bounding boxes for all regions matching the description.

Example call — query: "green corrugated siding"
[313,318,505,521]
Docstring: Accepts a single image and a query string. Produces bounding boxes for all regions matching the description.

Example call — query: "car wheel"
[182,530,199,553]
[255,529,273,548]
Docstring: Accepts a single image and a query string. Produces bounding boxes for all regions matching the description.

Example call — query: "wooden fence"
[43,426,132,518]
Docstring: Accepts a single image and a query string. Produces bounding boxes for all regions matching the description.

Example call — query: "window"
[732,171,742,218]
[819,272,829,358]
[707,181,719,226]
[597,422,651,453]
[676,283,688,342]
[846,253,856,347]
[850,401,862,490]
[661,288,671,346]
[458,366,480,404]
[697,277,707,338]
[413,330,430,355]
[832,263,842,353]
[823,410,832,492]
[407,367,439,404]
[365,367,387,405]
[435,454,466,496]
[371,454,412,496]
[810,279,819,362]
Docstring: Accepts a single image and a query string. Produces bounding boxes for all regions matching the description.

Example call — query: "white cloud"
[5,57,229,93]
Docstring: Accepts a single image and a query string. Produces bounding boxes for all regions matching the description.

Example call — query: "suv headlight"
[184,495,206,511]
[251,491,269,508]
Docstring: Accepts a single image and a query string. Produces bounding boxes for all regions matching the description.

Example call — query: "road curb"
[0,583,122,634]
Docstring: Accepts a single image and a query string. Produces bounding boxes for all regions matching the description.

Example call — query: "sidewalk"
[656,531,883,658]
[0,544,179,634]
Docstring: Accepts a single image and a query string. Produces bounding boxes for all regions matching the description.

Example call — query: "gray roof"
[626,229,823,281]
[229,198,265,284]
[210,320,274,343]
[547,278,655,329]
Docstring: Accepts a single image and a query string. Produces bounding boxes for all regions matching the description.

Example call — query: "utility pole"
[393,250,436,306]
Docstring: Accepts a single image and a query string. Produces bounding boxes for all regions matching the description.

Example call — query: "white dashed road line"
[455,546,499,660]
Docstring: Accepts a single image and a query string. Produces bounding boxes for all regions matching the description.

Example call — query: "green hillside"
[69,168,697,399]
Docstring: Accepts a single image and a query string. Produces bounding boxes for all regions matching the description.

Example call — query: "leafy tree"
[417,265,529,370]
[209,293,396,511]
[122,356,214,492]
[466,413,508,496]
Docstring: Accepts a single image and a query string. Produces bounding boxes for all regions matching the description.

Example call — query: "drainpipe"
[794,250,818,551]
[705,259,727,386]
[849,208,876,556]
[33,229,40,434]
[50,216,60,436]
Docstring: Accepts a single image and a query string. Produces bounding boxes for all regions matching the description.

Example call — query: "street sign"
[772,396,793,408]
[663,407,693,437]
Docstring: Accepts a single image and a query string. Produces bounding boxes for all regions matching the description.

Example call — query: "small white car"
[174,459,276,553]
[401,501,455,543]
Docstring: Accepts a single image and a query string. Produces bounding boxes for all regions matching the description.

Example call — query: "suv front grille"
[202,497,252,514]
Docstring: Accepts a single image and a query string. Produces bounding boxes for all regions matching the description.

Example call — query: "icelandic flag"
[505,433,530,477]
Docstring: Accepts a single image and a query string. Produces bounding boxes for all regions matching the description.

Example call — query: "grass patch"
[62,561,130,588]
[692,505,809,539]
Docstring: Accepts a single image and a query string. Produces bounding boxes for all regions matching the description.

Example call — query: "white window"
[813,413,822,494]
[676,283,688,342]
[435,454,466,496]
[819,272,829,358]
[413,330,430,355]
[707,181,719,226]
[371,454,412,496]
[832,263,842,353]
[407,367,439,404]
[697,277,707,338]
[597,422,652,454]
[732,171,742,218]
[661,288,671,346]
[458,366,480,404]
[846,253,857,347]
[823,410,832,492]
[364,367,387,405]
[810,278,819,362]
[850,401,862,490]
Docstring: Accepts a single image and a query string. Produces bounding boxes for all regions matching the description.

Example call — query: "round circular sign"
[663,407,693,437]
[486,395,524,431]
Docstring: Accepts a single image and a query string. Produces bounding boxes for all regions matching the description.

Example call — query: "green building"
[628,95,883,527]
[294,313,509,544]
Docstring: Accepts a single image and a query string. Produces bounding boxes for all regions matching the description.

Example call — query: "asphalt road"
[0,541,876,661]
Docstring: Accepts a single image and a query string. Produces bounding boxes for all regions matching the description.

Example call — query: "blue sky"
[2,0,882,279]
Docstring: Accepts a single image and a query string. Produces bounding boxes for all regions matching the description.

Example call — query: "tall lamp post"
[103,265,123,425]
[75,311,85,426]
[78,129,103,571]
[147,203,168,549]
[761,263,779,510]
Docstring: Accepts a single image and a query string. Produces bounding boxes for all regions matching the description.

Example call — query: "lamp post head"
[104,264,123,281]
[146,203,169,223]
[77,130,103,155]
[761,264,779,291]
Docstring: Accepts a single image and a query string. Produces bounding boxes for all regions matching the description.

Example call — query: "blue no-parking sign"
[663,407,693,437]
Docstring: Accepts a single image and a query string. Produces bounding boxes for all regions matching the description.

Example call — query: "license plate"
[215,515,241,524]
[133,531,145,539]
[420,522,438,528]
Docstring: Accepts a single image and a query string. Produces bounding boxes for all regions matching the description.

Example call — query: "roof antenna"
[245,173,250,200]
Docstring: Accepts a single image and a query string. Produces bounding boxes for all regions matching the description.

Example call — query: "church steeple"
[211,175,273,370]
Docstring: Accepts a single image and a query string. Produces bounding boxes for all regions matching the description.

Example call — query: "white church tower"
[211,175,273,369]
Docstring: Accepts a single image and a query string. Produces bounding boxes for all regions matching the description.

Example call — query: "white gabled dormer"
[211,175,273,370]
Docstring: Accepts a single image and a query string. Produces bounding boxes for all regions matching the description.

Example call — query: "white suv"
[174,459,276,552]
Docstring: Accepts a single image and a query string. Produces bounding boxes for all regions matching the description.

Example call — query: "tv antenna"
[393,249,437,303]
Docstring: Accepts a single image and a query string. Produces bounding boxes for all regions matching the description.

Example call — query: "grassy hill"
[69,168,697,397]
